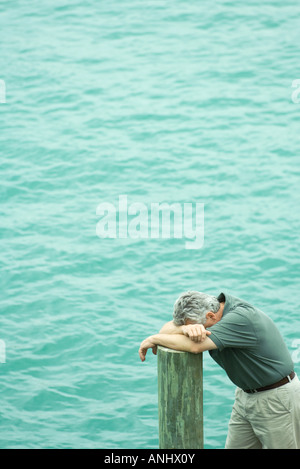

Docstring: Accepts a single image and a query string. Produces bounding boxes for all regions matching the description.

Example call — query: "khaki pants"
[225,374,300,449]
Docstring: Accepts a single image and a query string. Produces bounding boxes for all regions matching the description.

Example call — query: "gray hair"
[173,291,220,326]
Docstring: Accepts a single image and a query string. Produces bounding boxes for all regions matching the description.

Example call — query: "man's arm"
[139,333,217,362]
[159,321,212,343]
[159,321,183,334]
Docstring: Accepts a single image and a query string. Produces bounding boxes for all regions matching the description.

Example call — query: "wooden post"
[157,346,203,449]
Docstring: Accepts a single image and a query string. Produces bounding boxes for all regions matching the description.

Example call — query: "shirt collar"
[217,292,232,317]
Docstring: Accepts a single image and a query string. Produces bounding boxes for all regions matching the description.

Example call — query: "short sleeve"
[209,309,257,351]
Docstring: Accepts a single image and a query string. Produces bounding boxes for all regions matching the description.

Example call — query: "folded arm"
[139,332,217,362]
[159,320,212,342]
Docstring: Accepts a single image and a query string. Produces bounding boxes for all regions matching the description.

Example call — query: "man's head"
[173,291,222,327]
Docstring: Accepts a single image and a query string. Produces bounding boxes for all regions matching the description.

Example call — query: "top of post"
[157,346,187,354]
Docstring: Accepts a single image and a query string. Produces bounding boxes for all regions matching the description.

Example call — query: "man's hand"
[181,323,211,343]
[139,336,157,362]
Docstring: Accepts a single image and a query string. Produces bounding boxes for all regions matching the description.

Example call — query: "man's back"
[209,292,294,390]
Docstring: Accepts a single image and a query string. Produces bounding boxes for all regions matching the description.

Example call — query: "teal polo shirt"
[209,292,294,390]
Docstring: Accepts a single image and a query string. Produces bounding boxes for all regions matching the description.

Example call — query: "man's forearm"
[139,332,217,361]
[151,333,197,353]
[159,321,212,343]
[153,333,217,353]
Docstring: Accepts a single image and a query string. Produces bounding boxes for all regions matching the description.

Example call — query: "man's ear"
[206,311,215,320]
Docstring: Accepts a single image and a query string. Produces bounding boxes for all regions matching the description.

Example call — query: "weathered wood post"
[157,346,203,449]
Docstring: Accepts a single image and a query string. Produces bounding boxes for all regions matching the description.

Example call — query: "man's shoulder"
[221,292,256,314]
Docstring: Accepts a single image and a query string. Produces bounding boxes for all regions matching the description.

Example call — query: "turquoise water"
[1,0,300,449]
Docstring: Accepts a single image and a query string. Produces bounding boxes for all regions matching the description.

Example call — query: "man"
[138,291,300,449]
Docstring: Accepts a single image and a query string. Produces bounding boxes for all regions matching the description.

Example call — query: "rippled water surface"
[1,0,300,449]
